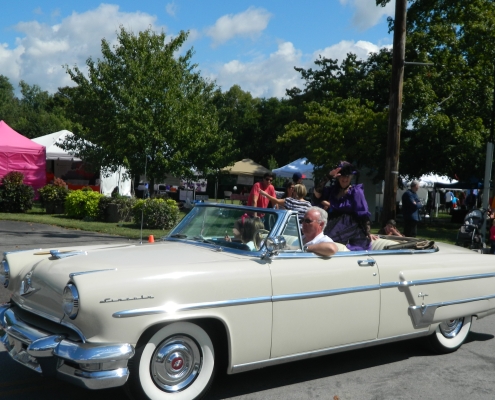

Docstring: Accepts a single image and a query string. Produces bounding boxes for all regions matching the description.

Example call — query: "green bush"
[98,196,136,222]
[0,171,34,213]
[132,198,180,229]
[38,181,69,207]
[65,190,103,220]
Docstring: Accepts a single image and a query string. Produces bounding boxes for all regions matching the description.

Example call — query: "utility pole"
[381,0,407,226]
[481,64,495,245]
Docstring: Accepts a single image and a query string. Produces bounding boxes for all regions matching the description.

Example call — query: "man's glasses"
[265,178,273,182]
[302,218,315,224]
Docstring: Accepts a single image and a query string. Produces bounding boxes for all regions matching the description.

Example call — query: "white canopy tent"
[415,174,458,188]
[272,158,315,179]
[31,130,81,161]
[32,130,131,197]
[272,158,315,189]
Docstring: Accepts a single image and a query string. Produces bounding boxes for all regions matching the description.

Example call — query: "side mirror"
[265,236,287,253]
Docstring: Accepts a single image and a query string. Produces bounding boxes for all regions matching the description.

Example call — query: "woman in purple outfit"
[313,161,374,251]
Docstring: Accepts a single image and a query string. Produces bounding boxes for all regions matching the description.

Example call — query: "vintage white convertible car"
[1,203,495,400]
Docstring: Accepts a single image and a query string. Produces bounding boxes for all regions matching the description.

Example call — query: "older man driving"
[302,207,338,256]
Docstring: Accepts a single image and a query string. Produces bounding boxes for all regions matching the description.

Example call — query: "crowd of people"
[237,162,378,252]
[225,163,495,255]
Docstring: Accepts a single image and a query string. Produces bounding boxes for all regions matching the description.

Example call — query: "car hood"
[8,240,252,321]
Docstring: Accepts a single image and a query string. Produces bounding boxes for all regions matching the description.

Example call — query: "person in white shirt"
[301,207,338,256]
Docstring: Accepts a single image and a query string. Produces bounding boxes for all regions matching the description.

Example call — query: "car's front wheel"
[126,322,216,400]
[427,316,472,354]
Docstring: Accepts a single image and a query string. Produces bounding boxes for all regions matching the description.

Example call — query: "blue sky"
[0,1,395,98]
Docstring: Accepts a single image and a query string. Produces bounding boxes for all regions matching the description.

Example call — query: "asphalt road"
[1,221,495,399]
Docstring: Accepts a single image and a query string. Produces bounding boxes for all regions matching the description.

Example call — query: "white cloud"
[212,39,392,98]
[205,7,272,46]
[165,3,178,17]
[213,41,303,98]
[314,40,390,63]
[2,4,164,94]
[340,0,395,30]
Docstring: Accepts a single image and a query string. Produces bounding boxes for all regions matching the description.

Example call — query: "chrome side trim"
[70,269,117,278]
[272,284,380,302]
[380,272,495,289]
[114,272,495,318]
[409,293,495,328]
[113,296,272,318]
[231,330,430,374]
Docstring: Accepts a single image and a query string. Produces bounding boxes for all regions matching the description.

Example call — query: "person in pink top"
[247,172,275,216]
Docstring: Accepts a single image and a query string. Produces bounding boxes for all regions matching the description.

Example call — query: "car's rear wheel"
[126,322,216,400]
[427,316,472,354]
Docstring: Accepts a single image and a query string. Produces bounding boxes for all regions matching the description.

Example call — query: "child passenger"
[242,217,265,251]
[378,219,403,237]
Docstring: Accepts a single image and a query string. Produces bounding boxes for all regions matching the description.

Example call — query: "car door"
[269,215,380,358]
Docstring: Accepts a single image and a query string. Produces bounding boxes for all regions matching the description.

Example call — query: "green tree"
[377,0,495,181]
[401,0,495,182]
[280,50,392,179]
[213,85,300,168]
[7,81,73,138]
[0,75,19,124]
[63,27,235,191]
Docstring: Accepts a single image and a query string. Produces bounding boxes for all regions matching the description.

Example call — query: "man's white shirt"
[304,232,334,246]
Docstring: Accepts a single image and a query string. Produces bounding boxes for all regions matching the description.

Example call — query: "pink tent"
[0,120,46,191]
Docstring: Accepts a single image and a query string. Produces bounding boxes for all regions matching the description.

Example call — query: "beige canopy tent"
[221,158,271,176]
[217,158,271,200]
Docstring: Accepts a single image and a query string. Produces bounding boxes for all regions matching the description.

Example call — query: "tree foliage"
[280,50,392,179]
[401,0,495,181]
[212,85,296,168]
[0,76,71,137]
[62,27,235,188]
[284,1,495,182]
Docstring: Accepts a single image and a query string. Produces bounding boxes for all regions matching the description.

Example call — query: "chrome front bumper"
[0,304,134,390]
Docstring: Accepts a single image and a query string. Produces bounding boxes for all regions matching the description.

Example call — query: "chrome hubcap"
[439,318,464,338]
[151,335,202,392]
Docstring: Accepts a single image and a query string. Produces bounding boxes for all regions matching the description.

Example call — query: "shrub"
[98,196,136,222]
[0,171,34,213]
[132,198,180,229]
[38,183,69,207]
[65,189,103,220]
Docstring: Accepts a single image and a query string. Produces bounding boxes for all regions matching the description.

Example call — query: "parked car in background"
[2,203,495,400]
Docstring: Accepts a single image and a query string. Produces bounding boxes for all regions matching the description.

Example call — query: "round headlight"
[0,259,10,288]
[62,284,80,319]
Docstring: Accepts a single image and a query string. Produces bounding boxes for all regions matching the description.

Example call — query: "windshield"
[168,205,279,252]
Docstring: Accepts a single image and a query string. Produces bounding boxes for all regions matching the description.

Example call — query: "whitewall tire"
[127,322,216,400]
[427,316,472,354]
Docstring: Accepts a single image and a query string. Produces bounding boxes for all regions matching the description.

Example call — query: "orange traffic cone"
[148,235,155,243]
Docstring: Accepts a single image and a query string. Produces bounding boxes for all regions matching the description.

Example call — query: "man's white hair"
[306,206,328,230]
